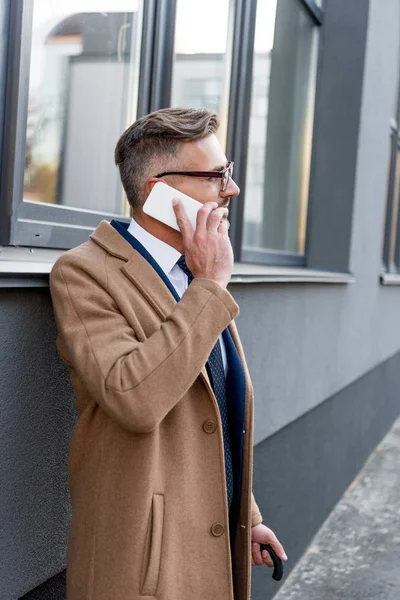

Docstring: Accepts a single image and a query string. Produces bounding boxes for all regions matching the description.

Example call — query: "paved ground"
[274,417,400,600]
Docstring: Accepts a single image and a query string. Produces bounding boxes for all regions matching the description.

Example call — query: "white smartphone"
[143,181,202,232]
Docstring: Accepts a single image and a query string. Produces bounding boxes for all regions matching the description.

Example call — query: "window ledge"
[0,246,355,287]
[0,246,63,273]
[0,246,62,287]
[231,263,355,284]
[380,273,400,286]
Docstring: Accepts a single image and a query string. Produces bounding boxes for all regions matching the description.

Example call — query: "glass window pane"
[171,0,234,148]
[24,1,143,215]
[243,0,319,255]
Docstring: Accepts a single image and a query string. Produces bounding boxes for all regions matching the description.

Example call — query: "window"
[182,79,221,112]
[1,0,326,263]
[383,48,400,273]
[242,0,321,264]
[170,0,234,148]
[2,0,143,249]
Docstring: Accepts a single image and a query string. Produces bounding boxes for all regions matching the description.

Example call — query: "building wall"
[247,1,400,596]
[234,0,400,446]
[60,61,127,213]
[1,1,400,599]
[0,289,75,599]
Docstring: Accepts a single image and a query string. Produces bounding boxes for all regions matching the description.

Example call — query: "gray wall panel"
[0,290,76,599]
[306,0,369,272]
[19,571,66,600]
[250,350,400,600]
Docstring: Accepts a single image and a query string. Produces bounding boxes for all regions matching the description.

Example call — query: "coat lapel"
[91,220,214,390]
[91,220,177,319]
[110,220,180,299]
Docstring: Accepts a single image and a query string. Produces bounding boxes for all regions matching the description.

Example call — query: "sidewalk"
[274,417,400,600]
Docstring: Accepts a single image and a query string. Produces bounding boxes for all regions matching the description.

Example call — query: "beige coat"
[50,221,263,600]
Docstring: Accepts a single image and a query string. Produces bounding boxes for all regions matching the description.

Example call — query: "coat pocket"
[140,494,164,596]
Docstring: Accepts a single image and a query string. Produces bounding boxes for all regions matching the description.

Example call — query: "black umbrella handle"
[259,543,284,581]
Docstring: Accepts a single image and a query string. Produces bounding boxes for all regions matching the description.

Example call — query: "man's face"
[158,134,240,210]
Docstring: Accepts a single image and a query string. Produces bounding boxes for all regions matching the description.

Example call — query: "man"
[50,107,287,600]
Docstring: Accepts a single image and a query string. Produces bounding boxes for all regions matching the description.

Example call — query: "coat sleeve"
[50,253,239,433]
[251,492,263,527]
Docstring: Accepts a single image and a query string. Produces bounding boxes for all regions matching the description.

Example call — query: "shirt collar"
[127,218,181,276]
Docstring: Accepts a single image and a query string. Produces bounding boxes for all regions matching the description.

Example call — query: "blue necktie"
[177,255,234,507]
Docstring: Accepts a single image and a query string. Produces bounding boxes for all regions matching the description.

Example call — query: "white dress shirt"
[128,218,228,375]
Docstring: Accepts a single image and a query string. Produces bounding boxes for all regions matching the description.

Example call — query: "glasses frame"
[155,161,234,192]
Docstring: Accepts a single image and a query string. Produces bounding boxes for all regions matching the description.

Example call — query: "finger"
[261,549,274,568]
[217,216,230,237]
[269,539,288,562]
[251,557,255,567]
[259,527,288,562]
[195,202,218,233]
[207,207,229,234]
[252,542,263,566]
[172,198,193,243]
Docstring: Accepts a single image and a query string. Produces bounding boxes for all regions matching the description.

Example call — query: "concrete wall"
[0,289,76,599]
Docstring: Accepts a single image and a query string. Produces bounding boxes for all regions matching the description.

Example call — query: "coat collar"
[90,220,134,261]
[90,220,178,319]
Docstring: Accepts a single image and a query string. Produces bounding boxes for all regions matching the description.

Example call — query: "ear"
[145,178,169,197]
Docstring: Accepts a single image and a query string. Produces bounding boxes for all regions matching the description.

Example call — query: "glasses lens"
[222,163,233,191]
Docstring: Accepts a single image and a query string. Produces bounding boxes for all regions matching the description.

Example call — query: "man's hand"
[172,198,233,289]
[251,523,288,568]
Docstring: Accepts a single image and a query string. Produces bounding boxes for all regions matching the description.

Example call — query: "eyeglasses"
[155,161,234,192]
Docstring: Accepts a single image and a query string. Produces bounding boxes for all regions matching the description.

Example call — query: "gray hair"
[115,107,220,210]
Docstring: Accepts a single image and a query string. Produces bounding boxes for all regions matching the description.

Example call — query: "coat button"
[211,523,225,537]
[203,420,217,434]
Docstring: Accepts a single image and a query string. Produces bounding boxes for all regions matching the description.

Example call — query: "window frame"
[226,0,324,266]
[382,127,399,271]
[0,0,155,250]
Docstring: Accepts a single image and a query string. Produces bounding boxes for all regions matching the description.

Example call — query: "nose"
[221,177,240,198]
